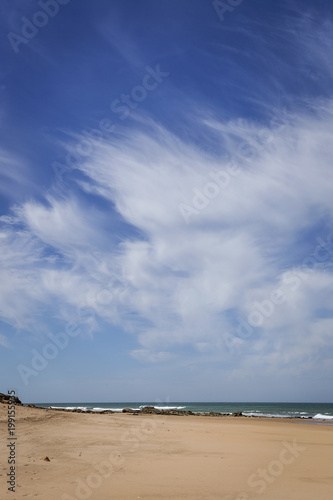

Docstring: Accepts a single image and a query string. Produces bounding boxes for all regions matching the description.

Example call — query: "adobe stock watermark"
[51,64,170,189]
[178,162,240,223]
[206,439,306,500]
[17,274,128,385]
[60,401,167,500]
[213,0,244,23]
[223,233,333,353]
[234,113,290,163]
[76,274,128,323]
[7,390,17,493]
[179,115,290,224]
[247,439,306,494]
[60,452,125,500]
[7,0,71,54]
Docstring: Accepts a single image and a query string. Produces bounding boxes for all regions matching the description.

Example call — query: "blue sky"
[1,0,333,403]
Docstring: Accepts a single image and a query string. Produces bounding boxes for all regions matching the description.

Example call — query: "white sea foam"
[107,408,128,412]
[90,405,187,412]
[313,413,333,420]
[92,407,142,412]
[50,406,88,411]
[155,406,186,410]
[50,405,186,412]
[138,405,186,410]
[243,412,290,418]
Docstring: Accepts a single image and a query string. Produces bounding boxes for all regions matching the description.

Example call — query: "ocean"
[34,401,333,420]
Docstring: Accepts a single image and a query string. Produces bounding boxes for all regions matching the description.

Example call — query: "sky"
[1,0,333,404]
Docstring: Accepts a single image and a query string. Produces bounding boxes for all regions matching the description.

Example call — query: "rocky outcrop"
[5,401,247,418]
[0,392,23,405]
[138,408,242,417]
[139,406,195,416]
[93,410,115,414]
[140,406,161,414]
[46,406,241,417]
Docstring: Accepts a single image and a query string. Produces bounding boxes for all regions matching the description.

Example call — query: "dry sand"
[1,404,333,500]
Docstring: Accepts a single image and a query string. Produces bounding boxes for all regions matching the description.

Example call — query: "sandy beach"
[1,404,333,499]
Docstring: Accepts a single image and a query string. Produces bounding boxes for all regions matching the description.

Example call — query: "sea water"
[34,401,333,420]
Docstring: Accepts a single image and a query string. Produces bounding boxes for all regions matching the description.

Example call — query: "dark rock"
[139,407,195,416]
[0,392,23,405]
[122,408,136,413]
[232,411,243,417]
[27,404,35,408]
[140,406,161,414]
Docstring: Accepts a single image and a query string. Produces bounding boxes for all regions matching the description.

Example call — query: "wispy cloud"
[0,333,9,348]
[2,93,333,375]
[1,5,333,393]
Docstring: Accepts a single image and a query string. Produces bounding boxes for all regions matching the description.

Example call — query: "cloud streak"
[1,5,333,397]
[2,95,333,378]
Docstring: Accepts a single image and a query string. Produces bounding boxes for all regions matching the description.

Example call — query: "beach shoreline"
[20,399,333,421]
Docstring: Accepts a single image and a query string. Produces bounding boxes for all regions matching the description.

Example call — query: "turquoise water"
[34,401,333,420]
